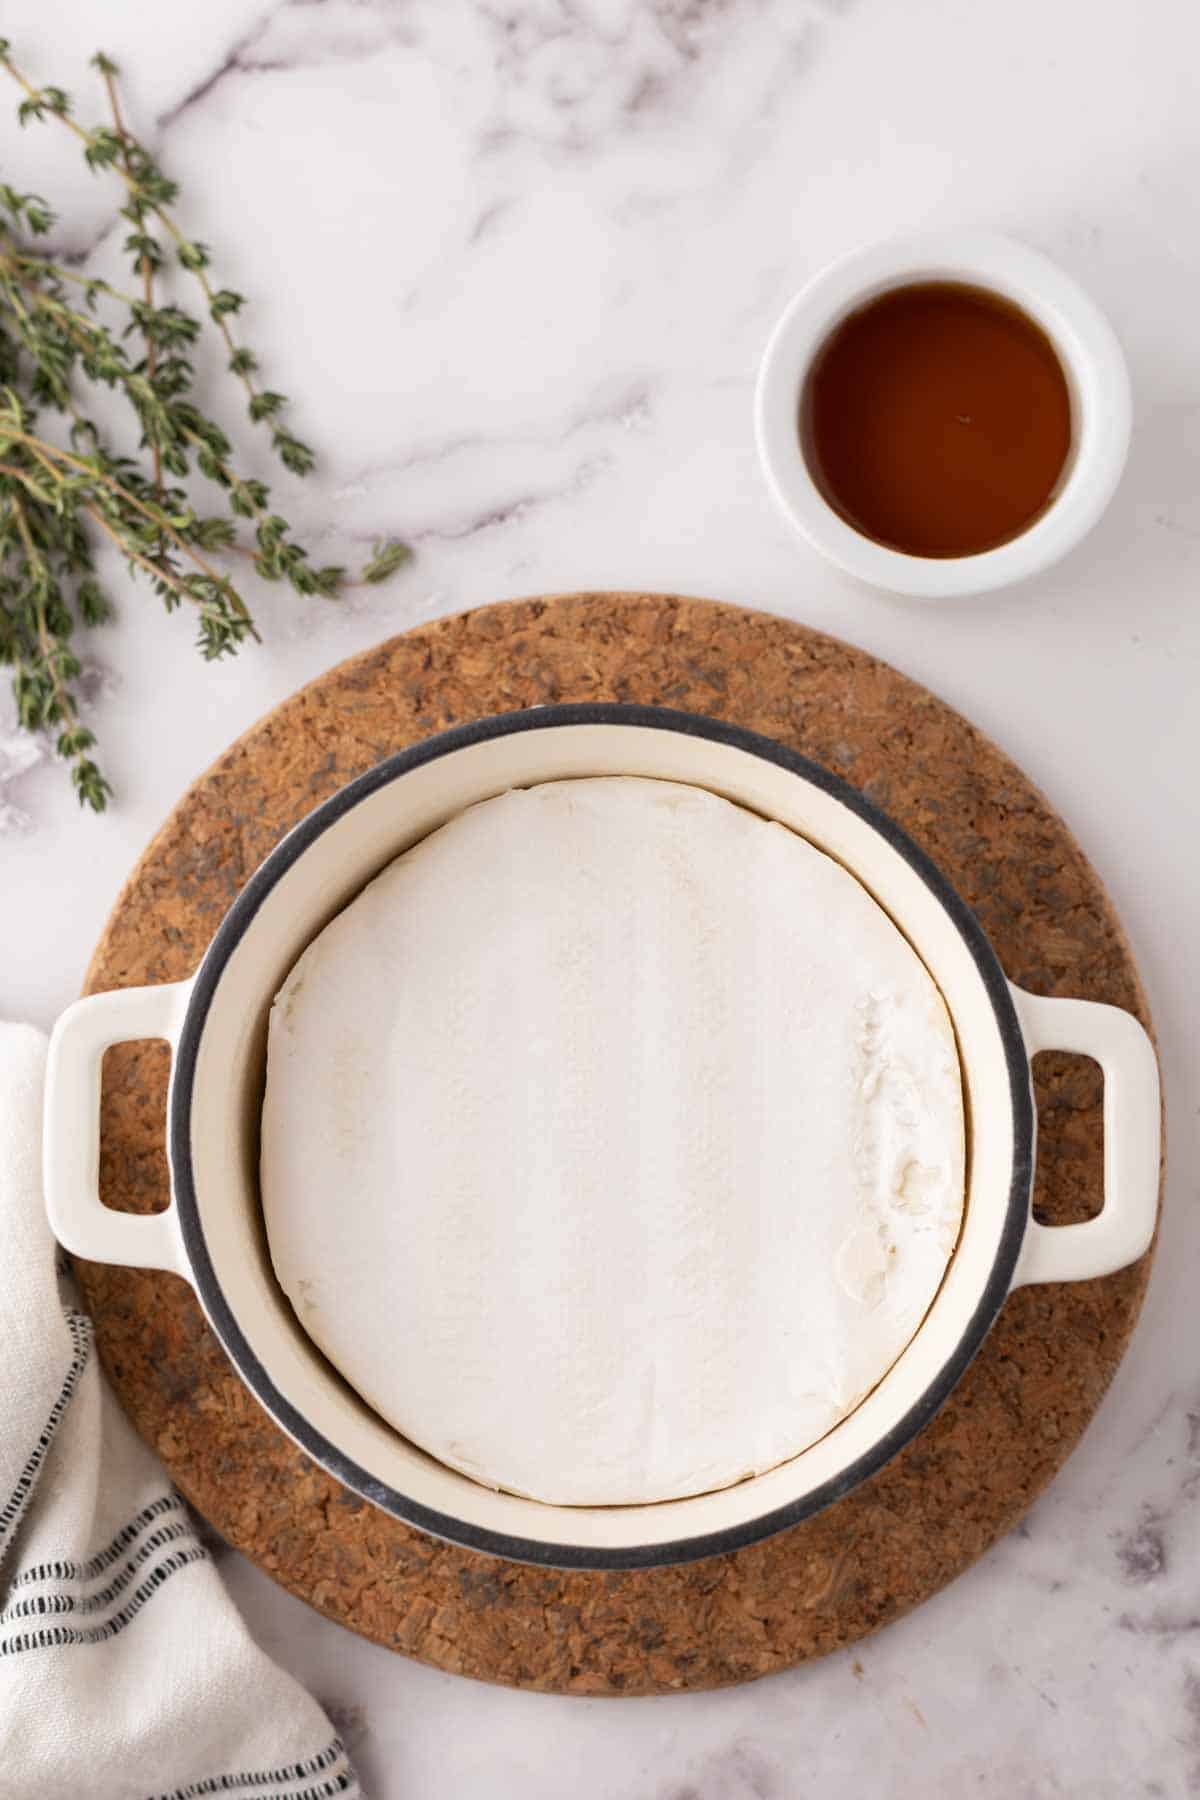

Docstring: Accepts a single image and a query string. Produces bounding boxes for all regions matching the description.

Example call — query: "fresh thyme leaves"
[361,539,416,585]
[0,45,410,811]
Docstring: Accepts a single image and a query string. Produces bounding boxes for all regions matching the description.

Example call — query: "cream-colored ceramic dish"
[43,707,1160,1569]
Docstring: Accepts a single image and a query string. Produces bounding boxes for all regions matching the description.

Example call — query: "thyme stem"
[0,42,408,808]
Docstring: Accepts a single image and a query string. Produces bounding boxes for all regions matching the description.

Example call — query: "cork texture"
[77,593,1158,1694]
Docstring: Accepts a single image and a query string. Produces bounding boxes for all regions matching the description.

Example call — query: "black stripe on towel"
[0,1308,93,1551]
[0,1544,207,1656]
[9,1491,185,1591]
[145,1736,358,1800]
[1,1518,196,1626]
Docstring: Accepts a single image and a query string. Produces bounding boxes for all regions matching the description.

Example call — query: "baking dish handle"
[44,981,193,1277]
[1010,985,1160,1287]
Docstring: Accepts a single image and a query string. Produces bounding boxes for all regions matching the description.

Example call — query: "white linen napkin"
[0,1023,363,1800]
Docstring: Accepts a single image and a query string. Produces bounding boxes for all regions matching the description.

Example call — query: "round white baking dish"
[43,707,1160,1568]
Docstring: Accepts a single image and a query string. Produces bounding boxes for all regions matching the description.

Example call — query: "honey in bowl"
[800,281,1073,559]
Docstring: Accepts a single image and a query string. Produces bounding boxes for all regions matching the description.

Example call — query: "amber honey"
[801,281,1073,559]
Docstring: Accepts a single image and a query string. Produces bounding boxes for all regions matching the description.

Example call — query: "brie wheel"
[262,777,965,1507]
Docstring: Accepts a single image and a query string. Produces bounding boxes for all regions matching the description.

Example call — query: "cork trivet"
[77,593,1158,1694]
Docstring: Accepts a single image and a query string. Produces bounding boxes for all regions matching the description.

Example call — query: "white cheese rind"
[261,778,965,1506]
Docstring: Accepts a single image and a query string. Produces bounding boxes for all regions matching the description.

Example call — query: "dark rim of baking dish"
[169,702,1034,1571]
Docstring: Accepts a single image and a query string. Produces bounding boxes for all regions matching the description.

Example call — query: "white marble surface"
[2,1,1199,1794]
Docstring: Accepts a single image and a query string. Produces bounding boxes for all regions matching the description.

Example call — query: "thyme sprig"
[0,46,409,810]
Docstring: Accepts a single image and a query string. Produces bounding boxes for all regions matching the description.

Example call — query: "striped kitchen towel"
[0,1023,362,1800]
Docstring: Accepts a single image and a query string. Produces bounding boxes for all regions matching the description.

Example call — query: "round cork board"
[77,593,1158,1695]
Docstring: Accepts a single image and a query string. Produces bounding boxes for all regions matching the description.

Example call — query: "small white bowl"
[754,231,1132,599]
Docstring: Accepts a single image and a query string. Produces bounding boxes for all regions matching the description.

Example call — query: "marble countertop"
[2,1,1198,1794]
